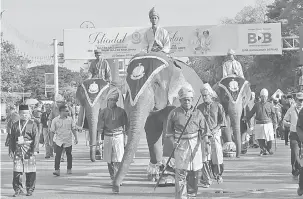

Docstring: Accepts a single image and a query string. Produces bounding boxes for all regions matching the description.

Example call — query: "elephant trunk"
[229,105,242,158]
[86,107,100,162]
[113,93,153,188]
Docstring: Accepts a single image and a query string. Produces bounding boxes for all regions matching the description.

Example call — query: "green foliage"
[1,41,30,92]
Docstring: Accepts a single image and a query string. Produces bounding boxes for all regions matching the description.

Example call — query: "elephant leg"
[145,114,164,182]
[222,114,236,153]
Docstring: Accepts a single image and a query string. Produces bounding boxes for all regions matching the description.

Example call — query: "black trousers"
[290,132,301,176]
[107,162,120,180]
[258,139,273,152]
[55,144,72,170]
[12,172,36,192]
[186,170,199,195]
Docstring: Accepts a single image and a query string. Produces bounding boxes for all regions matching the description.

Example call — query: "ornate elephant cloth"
[9,119,38,173]
[81,79,110,107]
[126,52,172,106]
[218,76,247,102]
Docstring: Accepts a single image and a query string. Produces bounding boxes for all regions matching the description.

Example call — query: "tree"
[1,41,30,92]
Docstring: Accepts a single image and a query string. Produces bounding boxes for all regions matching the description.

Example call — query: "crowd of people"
[4,6,303,199]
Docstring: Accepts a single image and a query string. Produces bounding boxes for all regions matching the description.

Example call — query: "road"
[0,131,300,199]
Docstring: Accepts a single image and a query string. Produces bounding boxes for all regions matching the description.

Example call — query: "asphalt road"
[0,132,300,199]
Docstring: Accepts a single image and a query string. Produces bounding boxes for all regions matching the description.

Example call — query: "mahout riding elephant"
[213,75,252,157]
[76,78,124,162]
[112,52,205,192]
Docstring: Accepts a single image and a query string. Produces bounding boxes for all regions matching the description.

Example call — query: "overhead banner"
[64,23,282,60]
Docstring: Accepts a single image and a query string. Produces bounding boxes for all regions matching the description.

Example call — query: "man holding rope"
[165,85,210,199]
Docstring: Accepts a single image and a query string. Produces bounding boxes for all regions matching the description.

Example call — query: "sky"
[1,0,271,71]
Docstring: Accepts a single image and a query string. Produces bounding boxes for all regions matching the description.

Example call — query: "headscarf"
[260,88,268,96]
[107,88,119,101]
[200,83,217,98]
[149,7,159,18]
[178,84,194,99]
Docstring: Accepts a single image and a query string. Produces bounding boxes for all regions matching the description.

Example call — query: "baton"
[154,94,202,191]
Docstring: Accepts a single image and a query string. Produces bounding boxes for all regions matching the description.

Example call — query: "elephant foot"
[222,142,236,153]
[147,162,161,181]
[157,175,175,187]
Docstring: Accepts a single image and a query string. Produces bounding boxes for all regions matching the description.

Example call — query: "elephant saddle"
[81,78,109,107]
[218,76,247,101]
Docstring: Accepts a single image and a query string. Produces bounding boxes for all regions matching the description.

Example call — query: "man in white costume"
[245,88,277,156]
[143,7,171,54]
[222,49,244,79]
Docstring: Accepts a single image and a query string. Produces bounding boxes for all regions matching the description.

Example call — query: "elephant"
[213,75,252,157]
[112,52,205,192]
[76,78,124,162]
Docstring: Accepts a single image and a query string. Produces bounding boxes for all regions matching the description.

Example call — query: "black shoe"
[26,191,33,196]
[45,156,50,159]
[13,190,24,197]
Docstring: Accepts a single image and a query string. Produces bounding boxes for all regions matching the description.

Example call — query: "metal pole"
[53,39,59,96]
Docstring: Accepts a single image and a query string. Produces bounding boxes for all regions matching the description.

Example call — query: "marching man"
[98,89,128,187]
[9,104,38,197]
[166,84,210,199]
[198,84,226,186]
[143,7,171,54]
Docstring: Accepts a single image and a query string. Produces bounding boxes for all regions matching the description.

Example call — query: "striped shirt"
[50,116,75,147]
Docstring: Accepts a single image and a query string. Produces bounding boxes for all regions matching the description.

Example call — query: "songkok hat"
[296,92,303,100]
[260,88,268,96]
[227,49,235,55]
[200,83,218,98]
[178,84,194,99]
[19,104,29,111]
[94,49,102,54]
[149,7,159,18]
[55,94,64,102]
[107,88,119,101]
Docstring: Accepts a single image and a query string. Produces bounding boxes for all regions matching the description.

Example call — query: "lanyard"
[18,120,29,136]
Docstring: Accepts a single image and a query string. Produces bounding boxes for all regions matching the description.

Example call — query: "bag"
[39,133,44,144]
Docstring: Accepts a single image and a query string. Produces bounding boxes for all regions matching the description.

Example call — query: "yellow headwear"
[107,88,119,101]
[178,84,194,99]
[149,7,159,18]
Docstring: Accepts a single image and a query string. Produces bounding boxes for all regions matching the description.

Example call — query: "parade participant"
[9,104,38,197]
[283,94,294,145]
[143,7,171,54]
[222,49,244,79]
[244,88,277,156]
[40,104,53,158]
[166,85,209,199]
[273,97,283,139]
[51,104,78,176]
[88,49,112,82]
[296,102,303,196]
[198,85,225,185]
[283,92,303,179]
[48,94,67,162]
[98,89,128,186]
[32,103,42,153]
[247,92,259,148]
[5,105,19,147]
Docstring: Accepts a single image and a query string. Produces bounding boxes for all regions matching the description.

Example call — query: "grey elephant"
[213,75,252,157]
[112,52,205,192]
[76,78,124,162]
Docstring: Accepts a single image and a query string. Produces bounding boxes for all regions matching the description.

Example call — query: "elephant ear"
[168,61,204,106]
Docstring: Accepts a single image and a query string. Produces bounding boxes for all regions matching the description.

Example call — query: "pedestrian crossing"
[0,134,301,198]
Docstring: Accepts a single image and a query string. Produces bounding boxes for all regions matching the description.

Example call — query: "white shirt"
[222,60,244,79]
[143,27,171,54]
[283,105,302,132]
[51,116,75,147]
